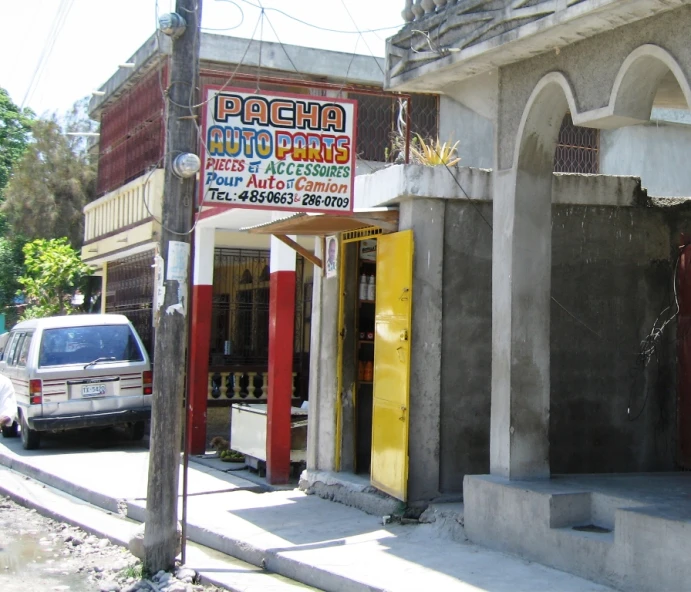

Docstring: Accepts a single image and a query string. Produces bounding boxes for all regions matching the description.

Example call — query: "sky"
[0,0,404,117]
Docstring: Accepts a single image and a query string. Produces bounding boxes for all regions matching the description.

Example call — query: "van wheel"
[20,413,41,450]
[129,421,145,441]
[1,421,18,438]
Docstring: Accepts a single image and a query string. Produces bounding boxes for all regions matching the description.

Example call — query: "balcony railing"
[208,369,299,402]
[83,169,164,243]
[402,0,446,22]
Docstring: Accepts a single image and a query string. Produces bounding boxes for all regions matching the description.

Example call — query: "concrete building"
[323,1,691,590]
[82,31,439,464]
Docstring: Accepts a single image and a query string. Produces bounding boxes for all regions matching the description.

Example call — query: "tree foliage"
[0,88,33,196]
[18,238,92,320]
[1,112,96,248]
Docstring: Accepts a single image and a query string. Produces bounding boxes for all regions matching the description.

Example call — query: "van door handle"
[399,329,408,341]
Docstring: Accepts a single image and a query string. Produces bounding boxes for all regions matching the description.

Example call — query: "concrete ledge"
[355,164,649,209]
[355,164,491,208]
[298,469,403,517]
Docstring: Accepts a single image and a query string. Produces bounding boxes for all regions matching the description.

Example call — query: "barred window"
[553,114,600,174]
[210,249,309,367]
[105,251,155,356]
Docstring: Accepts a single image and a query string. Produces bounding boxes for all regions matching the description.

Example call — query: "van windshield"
[38,325,145,368]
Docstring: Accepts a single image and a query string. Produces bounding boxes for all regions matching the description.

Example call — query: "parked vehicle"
[0,314,152,449]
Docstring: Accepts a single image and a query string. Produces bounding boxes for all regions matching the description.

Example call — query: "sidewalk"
[0,436,616,592]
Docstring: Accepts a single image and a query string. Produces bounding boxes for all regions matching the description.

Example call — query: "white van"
[0,314,152,449]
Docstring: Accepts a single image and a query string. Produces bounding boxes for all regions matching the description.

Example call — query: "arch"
[512,72,577,173]
[491,72,575,479]
[609,44,691,123]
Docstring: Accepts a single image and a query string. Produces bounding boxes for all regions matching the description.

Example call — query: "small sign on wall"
[359,239,376,262]
[325,235,339,279]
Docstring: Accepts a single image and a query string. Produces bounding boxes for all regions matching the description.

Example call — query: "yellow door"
[370,230,413,501]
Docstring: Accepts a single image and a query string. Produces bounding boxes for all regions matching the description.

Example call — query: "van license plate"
[82,384,107,397]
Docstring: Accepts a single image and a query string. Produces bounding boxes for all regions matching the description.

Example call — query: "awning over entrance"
[241,208,399,268]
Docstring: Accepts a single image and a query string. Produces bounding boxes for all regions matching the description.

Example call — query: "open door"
[370,230,413,500]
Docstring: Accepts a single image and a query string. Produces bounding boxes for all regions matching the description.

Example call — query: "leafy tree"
[18,238,92,320]
[0,235,25,306]
[1,104,96,248]
[0,88,33,197]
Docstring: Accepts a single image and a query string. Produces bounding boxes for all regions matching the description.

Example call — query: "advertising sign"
[199,86,357,214]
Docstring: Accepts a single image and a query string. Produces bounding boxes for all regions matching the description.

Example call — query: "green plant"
[17,237,92,319]
[409,134,461,167]
[119,562,144,580]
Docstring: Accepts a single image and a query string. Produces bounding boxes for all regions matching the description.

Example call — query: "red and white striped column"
[266,234,297,484]
[188,226,215,455]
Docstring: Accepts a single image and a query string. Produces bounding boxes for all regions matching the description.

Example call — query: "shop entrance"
[338,229,414,501]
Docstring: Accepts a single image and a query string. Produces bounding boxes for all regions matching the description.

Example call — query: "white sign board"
[199,86,357,215]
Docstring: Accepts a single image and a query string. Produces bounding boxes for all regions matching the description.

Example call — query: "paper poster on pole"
[325,235,339,278]
[199,86,357,215]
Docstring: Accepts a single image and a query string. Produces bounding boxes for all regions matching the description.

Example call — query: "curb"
[0,448,382,592]
[0,463,317,592]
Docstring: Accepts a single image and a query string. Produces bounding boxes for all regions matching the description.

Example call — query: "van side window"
[16,332,33,367]
[5,333,23,367]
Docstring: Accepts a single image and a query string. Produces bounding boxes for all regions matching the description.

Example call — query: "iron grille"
[97,66,167,196]
[553,113,600,174]
[349,92,439,163]
[210,248,308,368]
[105,250,155,356]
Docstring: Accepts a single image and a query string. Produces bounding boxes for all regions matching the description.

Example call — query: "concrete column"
[188,227,215,455]
[306,239,339,472]
[400,198,444,501]
[100,263,108,314]
[491,168,551,479]
[266,235,296,484]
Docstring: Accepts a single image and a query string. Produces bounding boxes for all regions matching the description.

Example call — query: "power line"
[22,0,77,109]
[228,0,403,35]
[338,0,385,77]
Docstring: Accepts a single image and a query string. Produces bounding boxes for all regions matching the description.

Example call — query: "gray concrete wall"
[439,201,493,493]
[400,199,445,502]
[601,116,691,197]
[550,205,677,473]
[438,96,494,170]
[436,200,680,495]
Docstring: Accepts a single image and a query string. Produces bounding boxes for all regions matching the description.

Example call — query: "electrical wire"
[228,0,403,35]
[21,0,77,109]
[338,0,385,77]
[202,0,245,31]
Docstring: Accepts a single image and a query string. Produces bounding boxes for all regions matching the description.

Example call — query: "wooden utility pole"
[144,0,202,573]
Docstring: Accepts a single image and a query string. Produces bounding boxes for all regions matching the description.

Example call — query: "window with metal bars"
[210,248,308,368]
[105,251,155,356]
[553,113,600,174]
[347,92,439,162]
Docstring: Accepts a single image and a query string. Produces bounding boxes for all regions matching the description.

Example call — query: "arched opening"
[491,74,573,479]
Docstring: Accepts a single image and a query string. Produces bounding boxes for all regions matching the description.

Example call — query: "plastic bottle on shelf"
[364,361,374,382]
[367,275,376,301]
[359,274,368,300]
[358,360,365,381]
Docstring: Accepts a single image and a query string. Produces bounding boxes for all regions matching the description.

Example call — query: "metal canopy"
[242,209,399,236]
[240,209,399,269]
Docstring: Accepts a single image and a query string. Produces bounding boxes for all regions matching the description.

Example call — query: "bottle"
[359,274,368,300]
[367,275,376,301]
[358,360,365,381]
[364,361,374,382]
